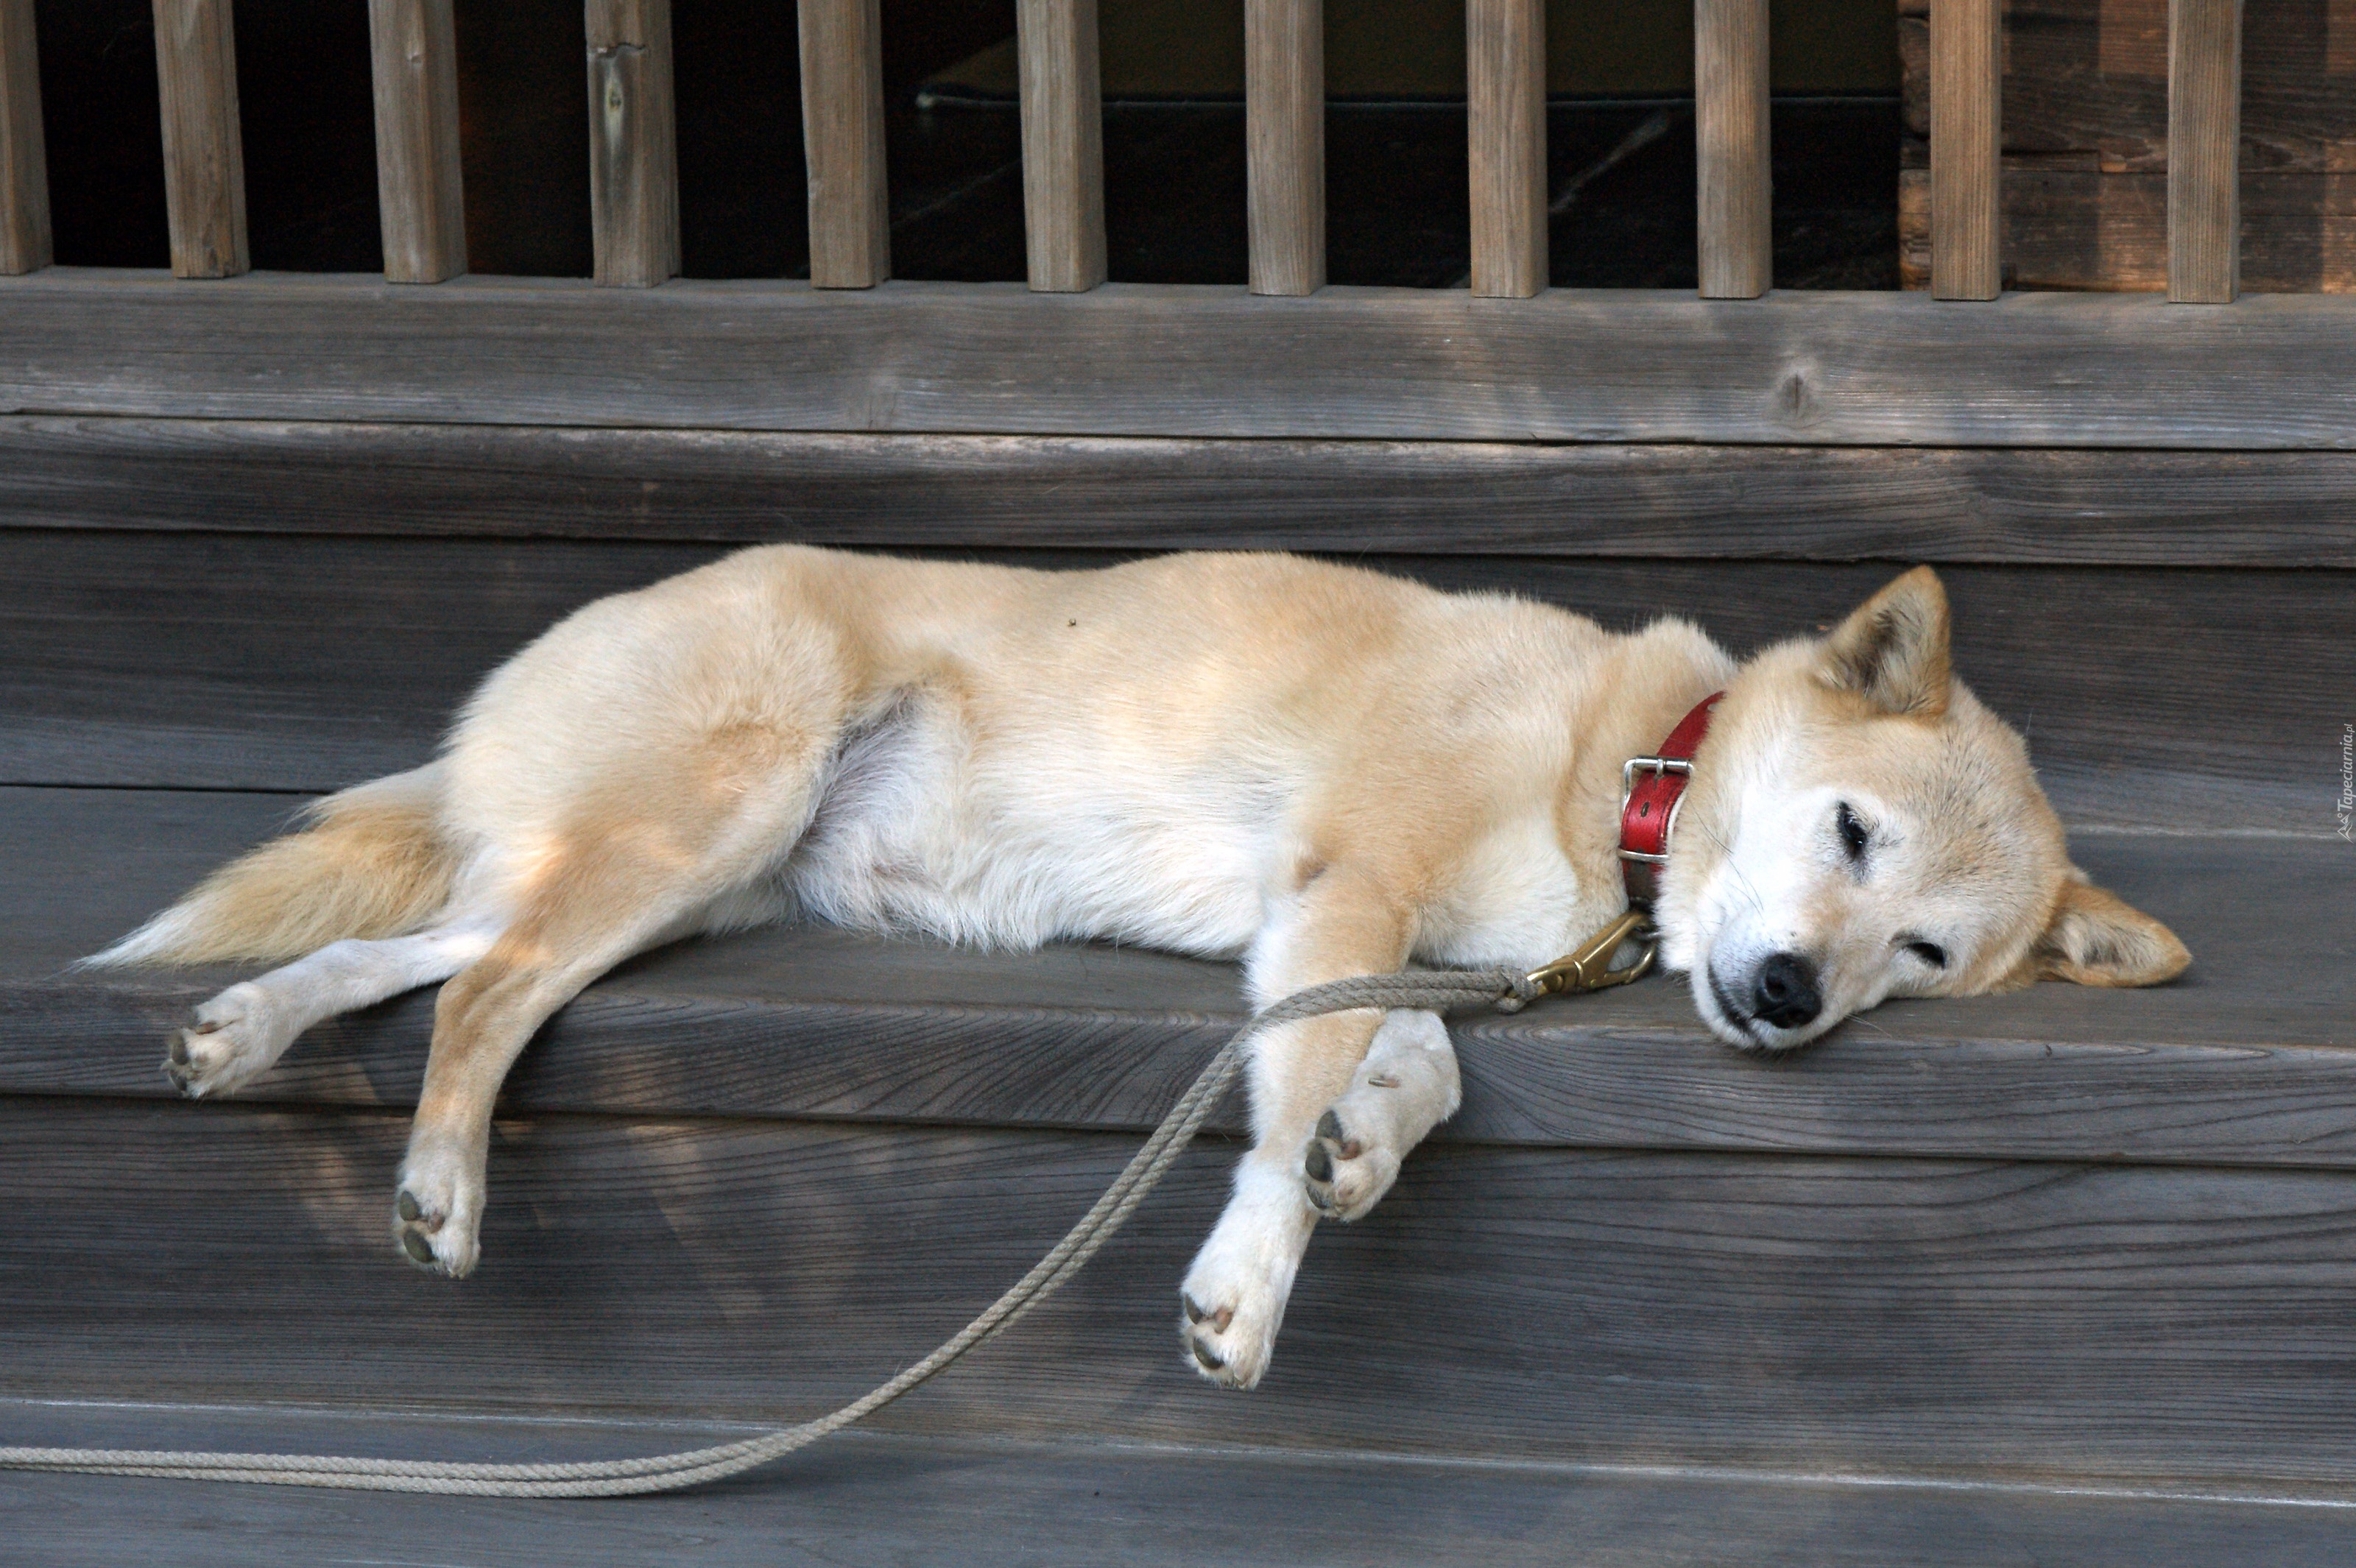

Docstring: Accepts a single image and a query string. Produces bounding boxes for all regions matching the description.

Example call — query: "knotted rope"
[0,965,1548,1497]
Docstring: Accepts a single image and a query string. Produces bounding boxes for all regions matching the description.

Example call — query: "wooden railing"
[0,0,2269,303]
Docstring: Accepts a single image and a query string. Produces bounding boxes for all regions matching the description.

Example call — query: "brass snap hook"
[1525,908,1657,995]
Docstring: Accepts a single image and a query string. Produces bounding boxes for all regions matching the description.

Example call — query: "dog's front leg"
[1179,865,1445,1389]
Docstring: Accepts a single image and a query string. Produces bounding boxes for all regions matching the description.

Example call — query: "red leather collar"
[1620,693,1723,908]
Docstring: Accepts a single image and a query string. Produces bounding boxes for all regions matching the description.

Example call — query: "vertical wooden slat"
[152,0,248,279]
[586,0,679,288]
[1017,0,1106,292]
[1930,0,2002,300]
[800,0,889,289]
[1467,0,1545,297]
[368,0,466,283]
[1694,0,1771,298]
[1246,0,1323,295]
[2168,0,2242,303]
[0,0,49,275]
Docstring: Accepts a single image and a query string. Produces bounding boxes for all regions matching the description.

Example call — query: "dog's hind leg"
[166,916,500,1099]
[390,737,834,1277]
[1179,864,1423,1390]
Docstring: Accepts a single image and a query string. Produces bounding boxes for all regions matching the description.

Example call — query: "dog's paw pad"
[1178,1292,1269,1389]
[392,1165,481,1279]
[1302,1106,1400,1223]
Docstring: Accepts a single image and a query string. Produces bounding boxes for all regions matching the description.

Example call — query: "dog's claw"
[1182,1292,1206,1324]
[396,1191,423,1223]
[1303,1141,1333,1182]
[167,1036,191,1068]
[1191,1338,1225,1371]
[1316,1109,1343,1142]
[400,1229,435,1266]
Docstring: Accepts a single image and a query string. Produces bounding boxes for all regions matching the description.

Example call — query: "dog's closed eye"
[1835,802,1869,863]
[1903,939,1948,969]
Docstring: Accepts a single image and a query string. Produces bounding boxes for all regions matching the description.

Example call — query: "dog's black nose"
[1752,953,1821,1030]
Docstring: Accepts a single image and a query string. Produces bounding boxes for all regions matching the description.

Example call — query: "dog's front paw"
[394,1141,484,1279]
[163,982,296,1098]
[1301,1106,1402,1223]
[1177,1166,1313,1390]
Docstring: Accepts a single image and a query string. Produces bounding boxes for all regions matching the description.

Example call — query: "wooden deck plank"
[0,532,2339,835]
[13,1098,2356,1486]
[151,0,248,279]
[0,0,49,275]
[10,420,2356,568]
[3,787,2351,1167]
[1015,0,1106,292]
[9,1405,2356,1566]
[367,0,467,283]
[7,271,2356,445]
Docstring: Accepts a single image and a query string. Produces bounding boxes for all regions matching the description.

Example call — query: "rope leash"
[0,964,1571,1498]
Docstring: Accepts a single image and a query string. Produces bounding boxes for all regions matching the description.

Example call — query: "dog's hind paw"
[163,983,297,1099]
[393,1144,484,1279]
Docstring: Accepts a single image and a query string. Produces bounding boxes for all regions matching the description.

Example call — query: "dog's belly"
[777,696,1281,956]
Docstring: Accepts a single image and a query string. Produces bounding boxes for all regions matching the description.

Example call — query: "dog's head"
[1657,567,2188,1052]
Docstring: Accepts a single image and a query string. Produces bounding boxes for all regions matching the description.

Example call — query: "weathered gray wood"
[1246,0,1322,294]
[585,0,679,289]
[1899,0,2356,176]
[0,537,2343,834]
[15,420,2356,566]
[1466,0,1545,299]
[5,785,2347,1165]
[2168,0,2243,303]
[367,0,467,284]
[1016,0,1106,292]
[13,1408,2356,1567]
[0,0,48,275]
[799,0,889,289]
[1901,167,2356,294]
[15,1098,2356,1490]
[9,272,2356,446]
[152,0,249,280]
[1693,0,1770,299]
[1930,0,2002,298]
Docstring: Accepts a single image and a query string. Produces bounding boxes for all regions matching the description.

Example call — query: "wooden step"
[2,785,2353,1500]
[15,1399,2356,1567]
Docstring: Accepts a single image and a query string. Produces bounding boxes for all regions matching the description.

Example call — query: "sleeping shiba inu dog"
[91,548,2188,1389]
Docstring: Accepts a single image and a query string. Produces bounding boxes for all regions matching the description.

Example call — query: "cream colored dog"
[92,548,2187,1389]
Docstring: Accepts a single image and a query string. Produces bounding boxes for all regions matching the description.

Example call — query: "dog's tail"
[83,763,459,967]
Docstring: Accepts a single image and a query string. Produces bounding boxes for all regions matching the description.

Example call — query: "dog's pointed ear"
[2028,876,2191,988]
[1819,566,1953,717]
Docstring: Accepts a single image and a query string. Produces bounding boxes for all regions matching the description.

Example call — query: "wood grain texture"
[1899,0,2356,175]
[0,0,47,275]
[367,0,466,284]
[1694,0,1771,298]
[4,786,2347,1166]
[1246,0,1323,294]
[2168,0,2243,303]
[1466,0,1545,298]
[799,0,889,289]
[151,0,248,279]
[585,0,679,289]
[17,1098,2356,1491]
[0,537,2343,834]
[16,419,2356,565]
[1016,0,1105,292]
[1930,0,2002,298]
[10,272,2356,445]
[1901,167,2356,294]
[14,1410,2356,1568]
